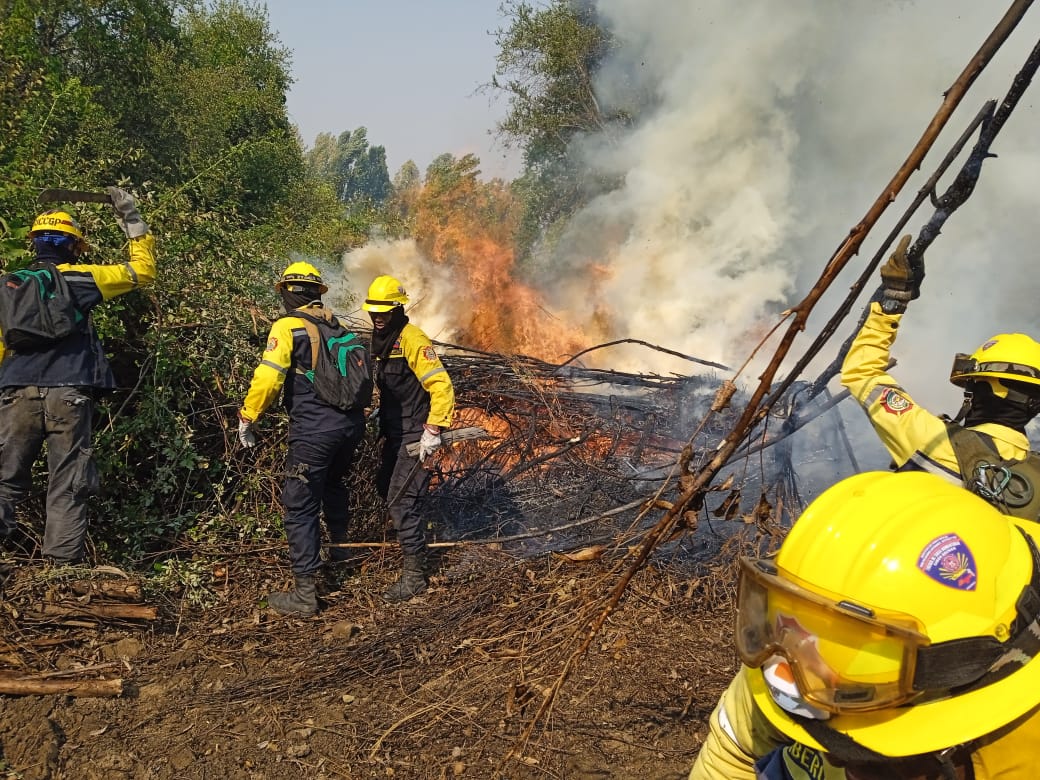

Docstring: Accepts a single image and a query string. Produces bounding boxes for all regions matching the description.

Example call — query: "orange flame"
[413,156,587,361]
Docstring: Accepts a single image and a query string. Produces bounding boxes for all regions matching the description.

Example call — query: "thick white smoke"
[337,238,460,342]
[340,2,1040,421]
[540,0,1040,412]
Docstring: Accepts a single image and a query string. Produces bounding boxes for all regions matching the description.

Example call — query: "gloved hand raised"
[417,424,442,462]
[238,411,257,449]
[106,186,149,239]
[879,234,924,313]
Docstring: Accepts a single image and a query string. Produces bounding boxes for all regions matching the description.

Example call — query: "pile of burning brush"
[347,339,771,560]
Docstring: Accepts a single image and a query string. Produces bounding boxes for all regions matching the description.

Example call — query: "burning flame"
[343,156,590,363]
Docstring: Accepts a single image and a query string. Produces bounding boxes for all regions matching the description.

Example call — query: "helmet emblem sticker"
[879,388,913,416]
[918,533,977,591]
[980,339,998,351]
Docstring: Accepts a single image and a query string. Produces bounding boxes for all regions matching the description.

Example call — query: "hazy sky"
[262,1,523,180]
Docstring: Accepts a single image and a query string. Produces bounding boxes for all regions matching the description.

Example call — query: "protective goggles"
[736,540,1040,714]
[950,353,1040,382]
[736,556,930,713]
[32,233,86,257]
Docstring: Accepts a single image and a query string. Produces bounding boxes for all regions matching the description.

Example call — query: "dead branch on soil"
[23,603,157,622]
[0,673,123,697]
[68,579,144,601]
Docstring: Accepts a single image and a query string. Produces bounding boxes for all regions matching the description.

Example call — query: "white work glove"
[237,412,257,449]
[106,186,149,238]
[417,425,442,462]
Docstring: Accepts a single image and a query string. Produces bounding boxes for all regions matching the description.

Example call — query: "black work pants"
[0,386,98,561]
[282,424,363,577]
[376,435,431,555]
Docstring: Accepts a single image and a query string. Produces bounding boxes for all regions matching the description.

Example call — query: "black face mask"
[32,236,77,264]
[370,306,408,359]
[280,285,322,312]
[963,381,1038,433]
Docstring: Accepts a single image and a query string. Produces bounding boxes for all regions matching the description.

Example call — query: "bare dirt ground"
[0,544,739,780]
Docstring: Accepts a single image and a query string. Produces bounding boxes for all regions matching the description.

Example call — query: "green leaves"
[0,217,31,271]
[490,1,639,258]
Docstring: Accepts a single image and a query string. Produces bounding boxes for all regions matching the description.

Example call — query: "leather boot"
[382,553,427,603]
[267,575,318,615]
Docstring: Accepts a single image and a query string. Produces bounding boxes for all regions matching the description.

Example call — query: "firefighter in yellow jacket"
[238,262,365,615]
[689,470,1040,780]
[0,191,156,564]
[363,275,454,602]
[840,235,1040,513]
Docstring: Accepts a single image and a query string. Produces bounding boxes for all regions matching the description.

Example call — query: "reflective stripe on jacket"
[0,233,157,389]
[840,302,1029,480]
[375,322,453,438]
[240,305,360,433]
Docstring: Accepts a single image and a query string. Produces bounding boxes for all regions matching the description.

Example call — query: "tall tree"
[326,127,392,205]
[0,0,180,216]
[491,0,640,258]
[146,0,303,217]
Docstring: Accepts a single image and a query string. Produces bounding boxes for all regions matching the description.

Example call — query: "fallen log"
[68,580,143,601]
[27,602,157,621]
[0,675,122,698]
[0,637,76,653]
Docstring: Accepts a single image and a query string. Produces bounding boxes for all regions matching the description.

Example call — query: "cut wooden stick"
[68,580,144,601]
[26,602,157,621]
[0,675,123,697]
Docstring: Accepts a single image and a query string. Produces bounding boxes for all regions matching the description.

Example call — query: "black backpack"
[946,422,1040,522]
[0,260,82,351]
[292,308,374,412]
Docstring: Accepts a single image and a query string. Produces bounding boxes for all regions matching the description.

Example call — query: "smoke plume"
[345,2,1040,417]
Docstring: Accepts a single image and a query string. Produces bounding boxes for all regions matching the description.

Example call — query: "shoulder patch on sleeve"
[879,388,913,416]
[265,337,278,353]
[422,345,438,362]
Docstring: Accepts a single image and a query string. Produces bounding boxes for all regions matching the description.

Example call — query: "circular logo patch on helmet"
[918,533,977,591]
[879,388,913,416]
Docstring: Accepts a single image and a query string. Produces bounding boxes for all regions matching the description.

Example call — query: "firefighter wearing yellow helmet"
[0,189,156,564]
[841,235,1040,521]
[275,261,328,294]
[28,210,88,257]
[362,274,454,602]
[690,471,1040,780]
[237,260,366,615]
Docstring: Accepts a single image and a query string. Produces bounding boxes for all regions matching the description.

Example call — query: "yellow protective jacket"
[0,233,157,389]
[374,322,453,439]
[689,667,1040,779]
[240,305,363,433]
[840,302,1029,483]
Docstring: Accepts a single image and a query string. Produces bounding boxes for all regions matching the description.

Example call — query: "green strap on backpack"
[946,422,1040,521]
[292,308,373,412]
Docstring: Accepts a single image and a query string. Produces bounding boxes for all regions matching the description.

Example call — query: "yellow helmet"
[743,471,1040,757]
[29,210,87,256]
[276,261,327,294]
[362,275,409,312]
[950,333,1040,399]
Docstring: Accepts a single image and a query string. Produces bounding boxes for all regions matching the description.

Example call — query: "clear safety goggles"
[735,556,931,713]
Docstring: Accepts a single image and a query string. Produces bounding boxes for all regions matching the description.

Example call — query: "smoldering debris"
[363,338,860,562]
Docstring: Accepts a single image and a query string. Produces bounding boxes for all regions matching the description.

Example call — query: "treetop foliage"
[490,0,639,261]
